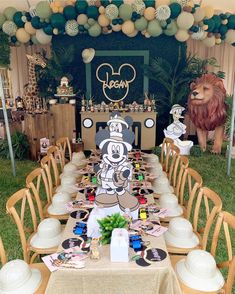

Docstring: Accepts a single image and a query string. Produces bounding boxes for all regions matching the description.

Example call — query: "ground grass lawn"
[0,154,234,289]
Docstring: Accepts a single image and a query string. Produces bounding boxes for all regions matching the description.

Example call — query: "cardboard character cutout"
[94,112,139,212]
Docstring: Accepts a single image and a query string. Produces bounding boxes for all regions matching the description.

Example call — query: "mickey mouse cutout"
[94,112,139,212]
[96,63,136,102]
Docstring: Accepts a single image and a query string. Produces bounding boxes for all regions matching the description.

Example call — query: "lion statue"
[188,73,227,154]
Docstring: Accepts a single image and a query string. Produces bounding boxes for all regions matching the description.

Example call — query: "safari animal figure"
[188,74,227,154]
[23,53,46,113]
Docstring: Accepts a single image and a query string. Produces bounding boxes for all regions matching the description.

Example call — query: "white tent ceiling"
[0,0,234,13]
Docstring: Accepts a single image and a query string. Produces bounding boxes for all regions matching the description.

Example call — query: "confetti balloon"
[132,0,146,15]
[65,20,79,36]
[155,5,171,21]
[2,20,17,36]
[105,4,119,20]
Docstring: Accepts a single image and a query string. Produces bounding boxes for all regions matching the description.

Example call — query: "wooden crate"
[50,104,76,141]
[24,113,55,160]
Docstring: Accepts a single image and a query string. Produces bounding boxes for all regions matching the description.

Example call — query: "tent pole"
[227,83,235,176]
[0,74,16,177]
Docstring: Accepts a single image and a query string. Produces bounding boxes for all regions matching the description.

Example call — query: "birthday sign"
[96,63,136,102]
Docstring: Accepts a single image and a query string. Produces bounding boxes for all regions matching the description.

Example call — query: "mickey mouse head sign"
[94,112,139,213]
[96,63,136,102]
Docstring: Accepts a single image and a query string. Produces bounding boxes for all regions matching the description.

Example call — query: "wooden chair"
[6,188,59,264]
[176,211,235,294]
[168,186,222,255]
[0,236,50,294]
[171,155,189,198]
[160,167,203,224]
[26,168,69,221]
[47,145,64,171]
[167,144,181,182]
[41,154,60,197]
[56,137,72,162]
[179,167,203,208]
[160,137,174,173]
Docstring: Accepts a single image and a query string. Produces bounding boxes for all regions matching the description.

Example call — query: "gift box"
[110,228,129,262]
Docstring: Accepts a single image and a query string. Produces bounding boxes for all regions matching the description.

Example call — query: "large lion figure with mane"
[188,73,227,154]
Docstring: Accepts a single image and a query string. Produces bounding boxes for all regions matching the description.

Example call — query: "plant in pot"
[97,213,128,245]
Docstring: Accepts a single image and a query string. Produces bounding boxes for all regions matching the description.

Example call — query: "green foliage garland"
[0,31,10,68]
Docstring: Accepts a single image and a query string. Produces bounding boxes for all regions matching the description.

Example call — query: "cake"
[56,76,74,96]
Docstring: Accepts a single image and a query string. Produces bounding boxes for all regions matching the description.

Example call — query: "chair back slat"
[47,146,64,170]
[41,154,60,197]
[56,137,72,161]
[168,145,180,185]
[160,138,174,172]
[210,211,235,294]
[174,156,189,198]
[6,188,39,263]
[26,168,51,221]
[0,237,7,266]
[180,167,203,208]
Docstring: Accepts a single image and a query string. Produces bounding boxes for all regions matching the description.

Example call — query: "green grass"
[0,154,234,290]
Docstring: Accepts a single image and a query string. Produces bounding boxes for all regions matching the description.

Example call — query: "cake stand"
[54,93,76,104]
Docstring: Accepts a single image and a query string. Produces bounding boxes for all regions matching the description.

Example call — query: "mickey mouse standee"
[94,111,139,212]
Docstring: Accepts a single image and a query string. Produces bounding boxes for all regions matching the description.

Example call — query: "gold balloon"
[16,28,30,43]
[155,0,170,8]
[128,29,138,37]
[99,6,105,14]
[175,29,189,42]
[24,22,36,35]
[98,14,110,27]
[122,20,135,35]
[203,6,214,19]
[177,12,194,30]
[144,7,155,21]
[77,14,88,25]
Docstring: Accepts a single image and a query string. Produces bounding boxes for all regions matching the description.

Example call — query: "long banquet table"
[45,191,182,294]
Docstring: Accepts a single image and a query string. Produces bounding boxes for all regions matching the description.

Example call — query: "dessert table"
[45,192,182,294]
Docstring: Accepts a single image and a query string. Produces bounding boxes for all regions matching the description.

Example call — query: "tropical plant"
[0,31,10,68]
[144,47,225,124]
[0,131,29,160]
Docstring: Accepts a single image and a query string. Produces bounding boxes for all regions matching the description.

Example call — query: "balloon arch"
[0,0,235,47]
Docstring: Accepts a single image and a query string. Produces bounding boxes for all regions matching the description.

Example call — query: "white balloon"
[36,29,52,44]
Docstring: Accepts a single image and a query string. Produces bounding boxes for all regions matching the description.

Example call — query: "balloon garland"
[0,0,235,47]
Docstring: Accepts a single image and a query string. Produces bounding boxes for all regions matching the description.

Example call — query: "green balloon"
[112,0,123,8]
[4,7,17,21]
[119,4,132,21]
[101,0,110,7]
[212,15,221,29]
[86,6,99,20]
[135,17,148,31]
[227,15,235,29]
[36,1,52,19]
[147,19,162,37]
[169,3,181,19]
[31,16,42,29]
[84,23,90,30]
[88,23,101,37]
[63,5,77,20]
[31,35,39,44]
[51,13,66,29]
[164,20,178,36]
[88,18,96,26]
[219,25,228,36]
[75,0,88,13]
[0,14,6,28]
[145,0,155,8]
[160,20,167,28]
[13,12,25,27]
[43,24,53,35]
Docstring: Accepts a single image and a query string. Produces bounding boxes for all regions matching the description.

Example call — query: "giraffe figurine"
[23,53,47,113]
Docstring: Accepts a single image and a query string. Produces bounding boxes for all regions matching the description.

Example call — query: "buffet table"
[45,193,181,294]
[81,112,157,150]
